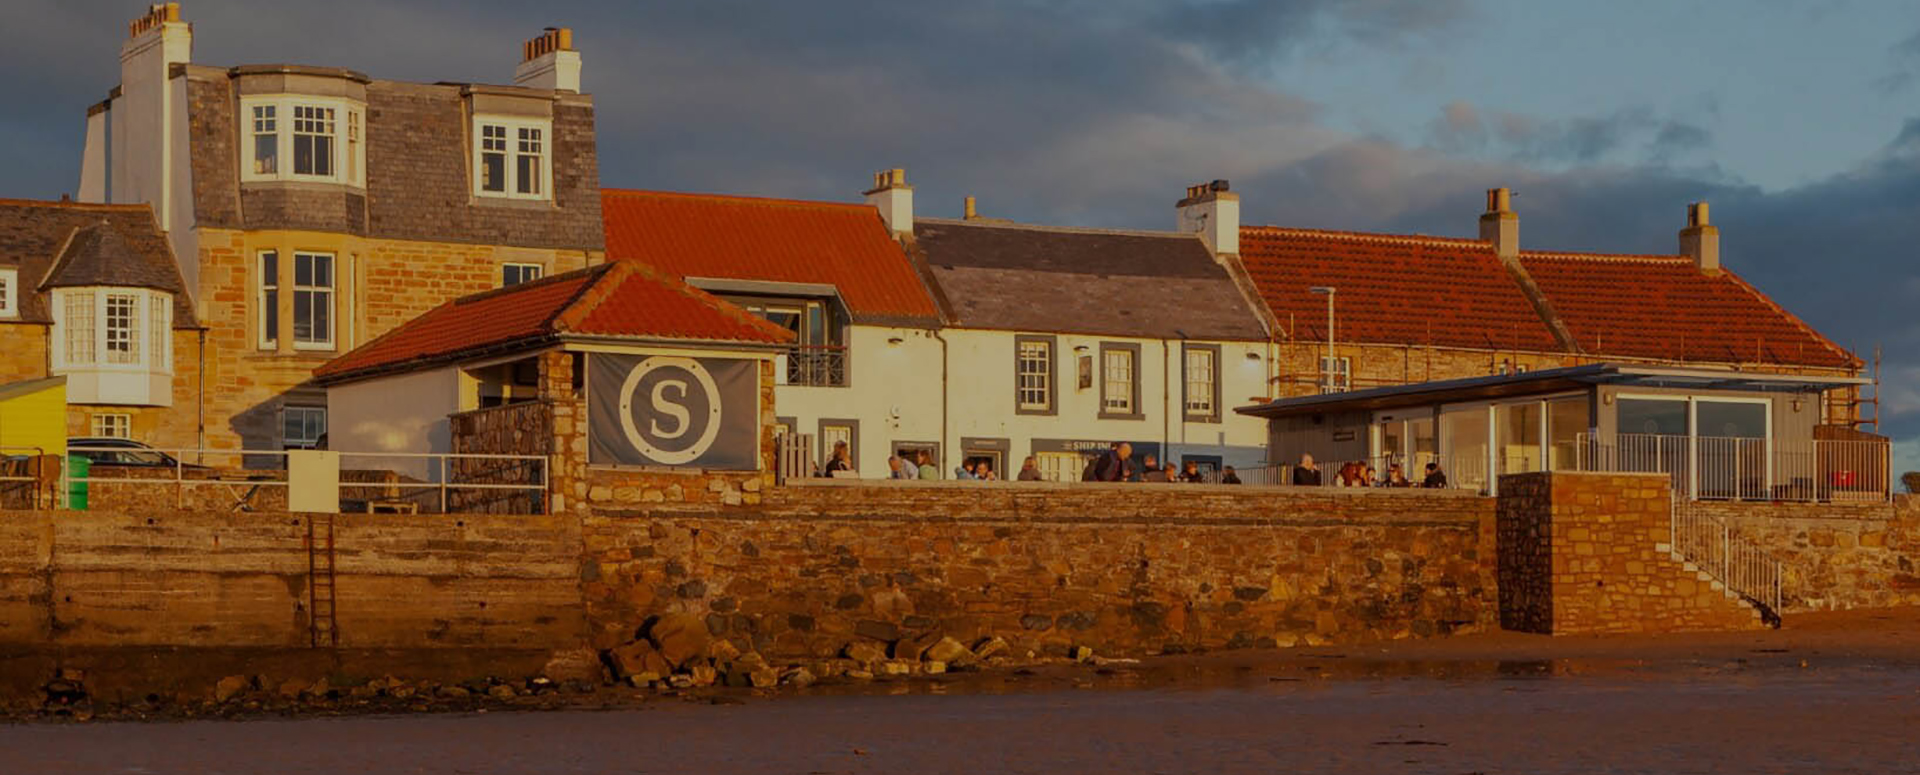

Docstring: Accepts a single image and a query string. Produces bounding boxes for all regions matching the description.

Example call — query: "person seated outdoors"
[1386,463,1411,487]
[822,441,854,477]
[1083,442,1134,482]
[1220,466,1243,485]
[916,451,939,480]
[954,460,980,480]
[1292,453,1322,486]
[1178,460,1205,483]
[1017,456,1043,481]
[1422,461,1449,489]
[1362,466,1378,487]
[1141,455,1169,482]
[976,460,999,481]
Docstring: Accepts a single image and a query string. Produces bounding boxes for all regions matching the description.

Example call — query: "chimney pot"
[515,27,582,91]
[1176,179,1239,256]
[864,168,914,237]
[963,196,977,220]
[1680,200,1720,274]
[1478,187,1519,262]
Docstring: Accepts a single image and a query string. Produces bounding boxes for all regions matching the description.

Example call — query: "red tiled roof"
[600,189,940,325]
[315,261,791,383]
[1519,252,1858,369]
[1238,227,1562,352]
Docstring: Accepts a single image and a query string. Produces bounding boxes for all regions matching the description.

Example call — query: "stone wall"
[449,401,555,514]
[1497,471,1763,635]
[580,483,1498,658]
[1698,496,1920,612]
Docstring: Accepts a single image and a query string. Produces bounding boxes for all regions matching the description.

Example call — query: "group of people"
[1077,442,1243,484]
[1289,453,1448,489]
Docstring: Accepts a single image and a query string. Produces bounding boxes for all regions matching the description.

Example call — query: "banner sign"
[588,354,760,469]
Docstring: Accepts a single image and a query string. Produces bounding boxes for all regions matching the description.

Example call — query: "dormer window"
[50,286,175,406]
[473,116,551,201]
[241,97,363,186]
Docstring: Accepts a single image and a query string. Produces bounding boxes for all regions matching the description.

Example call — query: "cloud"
[1875,29,1920,93]
[1428,102,1714,166]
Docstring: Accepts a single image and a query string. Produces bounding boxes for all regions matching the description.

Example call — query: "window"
[502,263,544,287]
[250,105,278,175]
[1099,344,1139,418]
[1014,336,1054,415]
[728,294,846,387]
[819,419,858,473]
[284,406,327,449]
[1319,356,1351,393]
[1183,344,1219,421]
[346,110,361,186]
[149,295,170,369]
[104,292,139,365]
[90,414,131,440]
[259,251,279,349]
[63,293,95,364]
[473,117,552,200]
[292,252,334,348]
[0,268,15,317]
[292,105,336,177]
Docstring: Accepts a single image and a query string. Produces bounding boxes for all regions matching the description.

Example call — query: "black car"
[66,438,194,469]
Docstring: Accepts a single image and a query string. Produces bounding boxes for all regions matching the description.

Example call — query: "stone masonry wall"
[1697,496,1920,612]
[1498,471,1762,635]
[579,483,1498,658]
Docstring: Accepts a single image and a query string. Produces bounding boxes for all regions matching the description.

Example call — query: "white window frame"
[239,96,365,186]
[1183,346,1216,417]
[502,262,545,287]
[1102,348,1135,414]
[49,287,174,374]
[1016,339,1052,413]
[90,413,132,440]
[283,406,328,450]
[1319,355,1352,394]
[472,116,553,201]
[0,268,17,318]
[258,250,279,350]
[291,251,336,351]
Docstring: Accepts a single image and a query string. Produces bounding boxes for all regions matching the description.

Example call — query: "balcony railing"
[1577,433,1891,503]
[785,345,848,387]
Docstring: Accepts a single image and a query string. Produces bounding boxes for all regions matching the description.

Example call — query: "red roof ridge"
[600,187,870,212]
[0,198,154,212]
[558,260,795,343]
[918,216,1205,241]
[1242,225,1492,250]
[1521,250,1687,263]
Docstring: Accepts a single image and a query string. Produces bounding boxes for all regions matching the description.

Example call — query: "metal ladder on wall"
[307,513,339,647]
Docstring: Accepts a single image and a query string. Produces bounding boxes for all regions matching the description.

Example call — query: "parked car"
[65,438,207,470]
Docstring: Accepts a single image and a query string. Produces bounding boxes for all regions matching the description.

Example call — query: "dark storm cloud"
[1428,102,1714,166]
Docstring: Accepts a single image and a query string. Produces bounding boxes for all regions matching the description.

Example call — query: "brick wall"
[1497,471,1762,635]
[1696,496,1920,612]
[580,483,1498,657]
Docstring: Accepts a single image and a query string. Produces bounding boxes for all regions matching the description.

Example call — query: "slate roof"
[1238,227,1558,352]
[314,261,792,384]
[0,199,197,327]
[1518,252,1857,369]
[910,218,1269,341]
[600,189,941,327]
[1234,225,1857,370]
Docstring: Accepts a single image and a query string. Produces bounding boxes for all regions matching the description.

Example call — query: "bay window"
[473,116,552,201]
[50,286,176,406]
[104,293,139,365]
[241,96,364,185]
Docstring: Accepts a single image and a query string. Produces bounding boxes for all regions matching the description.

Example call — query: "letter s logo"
[650,379,691,439]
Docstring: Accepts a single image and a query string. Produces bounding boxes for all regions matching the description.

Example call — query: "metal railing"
[1671,495,1783,615]
[0,447,50,509]
[1579,433,1891,503]
[785,345,848,387]
[57,447,548,514]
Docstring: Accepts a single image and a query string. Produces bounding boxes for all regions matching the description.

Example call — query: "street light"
[1309,286,1336,392]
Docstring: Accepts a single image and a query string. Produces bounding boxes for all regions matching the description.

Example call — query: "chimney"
[114,3,192,221]
[515,27,582,92]
[865,168,913,237]
[963,196,978,220]
[1176,179,1239,256]
[1479,187,1519,262]
[1680,201,1720,274]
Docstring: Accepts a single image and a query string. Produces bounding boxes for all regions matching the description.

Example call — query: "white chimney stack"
[1680,201,1720,274]
[1479,187,1519,262]
[865,168,913,238]
[110,3,193,222]
[1176,179,1239,257]
[515,27,582,92]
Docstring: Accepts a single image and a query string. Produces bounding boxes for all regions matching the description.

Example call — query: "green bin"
[65,454,89,511]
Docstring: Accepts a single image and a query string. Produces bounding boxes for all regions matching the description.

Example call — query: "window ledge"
[471,196,558,210]
[239,179,365,194]
[1098,412,1146,421]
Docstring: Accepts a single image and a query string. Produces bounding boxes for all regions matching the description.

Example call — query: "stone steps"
[1660,547,1763,621]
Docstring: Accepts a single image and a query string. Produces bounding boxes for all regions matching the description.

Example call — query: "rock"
[843,641,886,666]
[669,675,695,689]
[707,478,727,493]
[973,636,1010,660]
[690,664,718,687]
[780,667,817,688]
[389,685,417,700]
[276,679,309,702]
[924,661,947,675]
[748,667,779,688]
[892,630,942,661]
[855,619,901,643]
[707,638,743,664]
[1069,645,1096,663]
[645,614,713,669]
[924,636,970,664]
[214,675,250,703]
[880,660,912,676]
[303,677,332,699]
[608,640,673,681]
[57,668,85,683]
[488,684,517,701]
[846,669,875,681]
[542,648,605,684]
[438,686,471,699]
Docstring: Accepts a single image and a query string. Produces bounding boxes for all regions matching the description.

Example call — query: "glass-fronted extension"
[1237,364,1888,502]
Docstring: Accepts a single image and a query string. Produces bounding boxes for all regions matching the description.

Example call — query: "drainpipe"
[1163,339,1173,466]
[196,328,206,460]
[933,329,949,471]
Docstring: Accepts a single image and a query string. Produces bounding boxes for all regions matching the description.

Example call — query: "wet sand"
[4,608,1920,773]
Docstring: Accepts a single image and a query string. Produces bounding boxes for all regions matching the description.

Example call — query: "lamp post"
[1309,286,1336,392]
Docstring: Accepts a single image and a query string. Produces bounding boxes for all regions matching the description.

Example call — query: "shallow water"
[3,665,1916,774]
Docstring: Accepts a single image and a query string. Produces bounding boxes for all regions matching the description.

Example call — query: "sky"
[5,0,1919,473]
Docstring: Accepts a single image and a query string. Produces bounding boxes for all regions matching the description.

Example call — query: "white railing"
[1579,433,1890,503]
[775,433,816,485]
[1671,495,1783,614]
[58,447,548,514]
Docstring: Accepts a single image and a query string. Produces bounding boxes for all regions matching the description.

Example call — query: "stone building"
[1226,189,1864,427]
[74,4,604,451]
[0,199,200,444]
